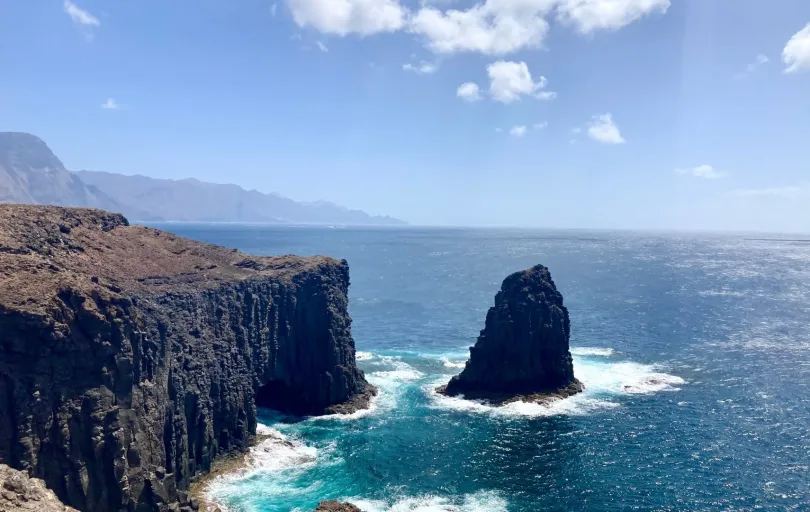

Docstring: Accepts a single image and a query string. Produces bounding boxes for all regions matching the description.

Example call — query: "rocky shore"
[0,205,374,511]
[439,264,582,403]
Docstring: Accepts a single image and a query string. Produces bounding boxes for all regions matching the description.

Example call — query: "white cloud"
[271,3,278,16]
[403,60,439,74]
[533,121,548,129]
[728,184,810,199]
[556,0,670,34]
[571,127,582,134]
[736,53,769,78]
[587,113,625,144]
[409,0,556,55]
[316,41,329,52]
[101,98,120,110]
[509,125,527,137]
[286,0,406,36]
[676,164,726,179]
[782,23,810,73]
[64,0,99,26]
[457,82,482,102]
[487,60,555,103]
[495,127,504,132]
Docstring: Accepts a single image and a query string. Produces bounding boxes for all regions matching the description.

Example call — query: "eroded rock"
[439,264,582,403]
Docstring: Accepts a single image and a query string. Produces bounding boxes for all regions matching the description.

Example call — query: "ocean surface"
[157,225,810,512]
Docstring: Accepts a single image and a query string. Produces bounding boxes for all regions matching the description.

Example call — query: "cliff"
[440,265,582,402]
[0,204,374,512]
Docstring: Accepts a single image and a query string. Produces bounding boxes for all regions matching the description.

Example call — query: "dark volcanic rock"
[0,204,374,512]
[314,500,363,512]
[440,264,582,403]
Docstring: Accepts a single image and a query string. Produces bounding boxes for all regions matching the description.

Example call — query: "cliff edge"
[439,265,582,403]
[0,464,77,512]
[0,204,374,511]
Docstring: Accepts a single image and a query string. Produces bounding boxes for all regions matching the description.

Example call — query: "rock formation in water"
[439,264,582,403]
[0,204,374,512]
[0,464,78,512]
[314,501,363,512]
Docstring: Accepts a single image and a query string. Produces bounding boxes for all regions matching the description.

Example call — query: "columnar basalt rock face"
[440,265,582,402]
[0,204,373,512]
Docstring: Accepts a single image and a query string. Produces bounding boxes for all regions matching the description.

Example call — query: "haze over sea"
[158,225,810,512]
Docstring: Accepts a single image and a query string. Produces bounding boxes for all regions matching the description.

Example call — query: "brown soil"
[0,204,338,315]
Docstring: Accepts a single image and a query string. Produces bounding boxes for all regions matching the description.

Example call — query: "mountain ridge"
[0,132,405,225]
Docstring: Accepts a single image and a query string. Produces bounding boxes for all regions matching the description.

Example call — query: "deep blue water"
[158,225,810,512]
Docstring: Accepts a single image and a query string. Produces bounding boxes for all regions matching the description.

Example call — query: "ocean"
[157,225,810,512]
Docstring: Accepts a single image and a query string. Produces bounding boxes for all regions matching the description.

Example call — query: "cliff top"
[0,204,341,314]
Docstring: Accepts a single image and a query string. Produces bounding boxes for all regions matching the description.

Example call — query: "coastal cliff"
[440,264,582,402]
[0,205,373,512]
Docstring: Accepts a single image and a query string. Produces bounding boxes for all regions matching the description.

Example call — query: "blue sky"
[1,0,809,231]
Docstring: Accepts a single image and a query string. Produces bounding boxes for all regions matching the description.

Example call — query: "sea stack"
[440,264,582,403]
[0,204,374,512]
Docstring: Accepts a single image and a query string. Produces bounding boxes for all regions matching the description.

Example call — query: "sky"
[1,0,809,231]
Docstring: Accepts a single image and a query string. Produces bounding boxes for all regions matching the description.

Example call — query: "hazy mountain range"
[0,132,404,225]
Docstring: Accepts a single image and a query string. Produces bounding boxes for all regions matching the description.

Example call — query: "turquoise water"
[159,226,810,511]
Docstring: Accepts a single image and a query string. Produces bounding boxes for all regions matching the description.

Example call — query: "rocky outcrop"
[314,501,363,512]
[0,204,374,512]
[0,464,77,512]
[439,264,582,403]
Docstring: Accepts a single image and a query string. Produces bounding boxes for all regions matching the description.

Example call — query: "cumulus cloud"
[403,60,439,74]
[509,125,527,137]
[316,41,329,52]
[101,98,120,110]
[587,113,624,144]
[487,60,555,103]
[286,0,406,36]
[556,0,670,34]
[533,121,548,129]
[676,164,726,179]
[409,0,555,55]
[782,23,810,73]
[457,82,482,101]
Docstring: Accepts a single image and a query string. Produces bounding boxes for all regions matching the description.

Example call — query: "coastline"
[190,384,377,512]
[435,379,584,406]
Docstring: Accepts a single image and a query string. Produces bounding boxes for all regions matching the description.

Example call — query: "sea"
[155,225,810,512]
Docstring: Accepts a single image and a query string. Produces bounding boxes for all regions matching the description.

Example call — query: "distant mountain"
[76,171,405,225]
[0,132,120,210]
[0,132,405,225]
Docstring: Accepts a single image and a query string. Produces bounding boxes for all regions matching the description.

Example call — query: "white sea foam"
[424,379,619,418]
[370,355,425,382]
[438,356,468,369]
[317,355,420,421]
[426,356,684,417]
[348,490,508,512]
[570,347,614,357]
[356,351,375,361]
[206,428,320,494]
[245,429,319,472]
